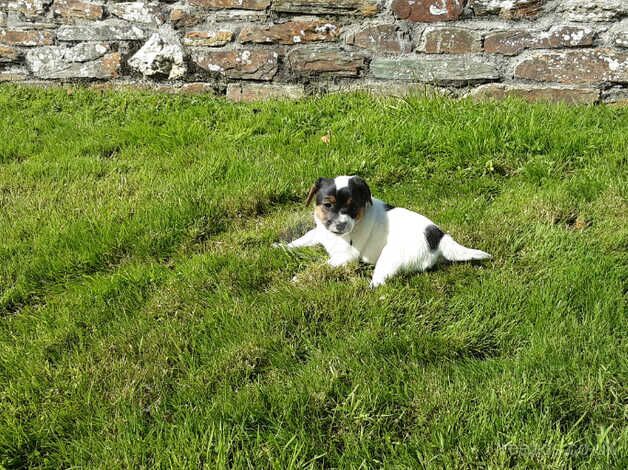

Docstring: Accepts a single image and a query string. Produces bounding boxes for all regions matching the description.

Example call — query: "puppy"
[281,175,491,287]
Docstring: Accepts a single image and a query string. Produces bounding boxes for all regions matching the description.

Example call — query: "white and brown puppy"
[281,175,491,287]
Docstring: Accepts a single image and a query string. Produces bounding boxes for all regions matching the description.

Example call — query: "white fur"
[284,197,491,288]
[333,175,351,190]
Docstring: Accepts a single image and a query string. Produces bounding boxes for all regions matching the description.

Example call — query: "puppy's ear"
[350,176,372,206]
[305,178,324,206]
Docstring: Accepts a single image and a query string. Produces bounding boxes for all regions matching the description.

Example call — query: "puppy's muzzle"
[334,222,347,232]
[329,218,355,235]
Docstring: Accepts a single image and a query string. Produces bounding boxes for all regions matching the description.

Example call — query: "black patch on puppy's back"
[425,225,444,251]
[384,203,395,211]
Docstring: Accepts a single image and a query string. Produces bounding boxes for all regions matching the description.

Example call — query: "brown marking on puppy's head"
[314,204,328,225]
[342,196,364,221]
[306,176,373,235]
[305,182,320,206]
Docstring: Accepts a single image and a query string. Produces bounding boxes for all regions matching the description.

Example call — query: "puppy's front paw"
[369,278,386,289]
[272,242,288,249]
[328,256,351,268]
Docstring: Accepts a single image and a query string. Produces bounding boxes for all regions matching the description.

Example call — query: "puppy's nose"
[335,222,347,231]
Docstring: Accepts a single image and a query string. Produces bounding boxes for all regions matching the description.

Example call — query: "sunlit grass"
[0,85,626,467]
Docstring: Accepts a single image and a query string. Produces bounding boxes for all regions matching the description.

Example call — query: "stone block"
[192,49,279,80]
[168,6,205,29]
[470,83,599,104]
[214,9,267,22]
[63,42,108,62]
[179,82,216,94]
[346,24,409,54]
[9,0,52,20]
[272,0,378,16]
[239,21,339,45]
[371,55,500,85]
[0,29,54,46]
[52,0,104,21]
[189,0,270,10]
[0,43,21,62]
[128,25,186,79]
[484,26,594,55]
[287,46,366,77]
[470,0,545,19]
[0,65,29,81]
[226,83,305,101]
[57,20,146,41]
[392,0,464,22]
[557,0,626,23]
[601,87,628,105]
[329,80,449,97]
[26,45,120,79]
[108,2,163,25]
[609,20,627,48]
[183,30,233,47]
[514,49,628,84]
[420,27,482,54]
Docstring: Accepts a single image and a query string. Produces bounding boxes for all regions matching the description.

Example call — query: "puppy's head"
[306,175,372,235]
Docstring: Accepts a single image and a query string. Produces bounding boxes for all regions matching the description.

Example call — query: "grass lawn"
[0,85,626,468]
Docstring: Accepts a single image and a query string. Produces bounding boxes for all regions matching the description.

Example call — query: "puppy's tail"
[439,235,491,263]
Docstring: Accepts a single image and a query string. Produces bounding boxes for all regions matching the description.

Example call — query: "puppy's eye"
[323,202,332,209]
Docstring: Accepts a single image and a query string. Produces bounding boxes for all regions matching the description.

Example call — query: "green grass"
[0,85,626,468]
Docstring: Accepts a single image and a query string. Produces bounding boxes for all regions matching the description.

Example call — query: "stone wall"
[0,1,626,103]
